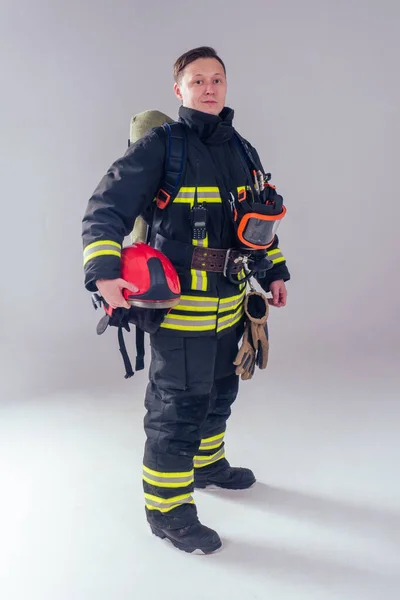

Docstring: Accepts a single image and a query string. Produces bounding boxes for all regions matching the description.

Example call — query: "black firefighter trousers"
[142,321,244,530]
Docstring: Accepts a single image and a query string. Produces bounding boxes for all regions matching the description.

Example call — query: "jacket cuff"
[84,254,122,292]
[256,263,290,292]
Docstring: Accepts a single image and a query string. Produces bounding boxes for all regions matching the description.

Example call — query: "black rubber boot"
[194,458,256,490]
[150,520,222,554]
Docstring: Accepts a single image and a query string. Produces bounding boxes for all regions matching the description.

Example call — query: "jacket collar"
[178,105,235,145]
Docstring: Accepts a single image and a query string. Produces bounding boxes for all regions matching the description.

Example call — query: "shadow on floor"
[198,481,400,549]
[215,536,400,599]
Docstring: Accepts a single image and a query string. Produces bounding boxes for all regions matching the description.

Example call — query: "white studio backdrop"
[0,0,399,400]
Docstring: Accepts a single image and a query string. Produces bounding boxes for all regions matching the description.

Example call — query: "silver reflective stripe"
[161,315,217,330]
[177,297,218,310]
[199,438,224,450]
[191,271,207,291]
[175,192,195,199]
[217,306,244,333]
[145,494,194,511]
[199,432,225,449]
[239,272,247,291]
[192,238,207,291]
[194,447,225,468]
[83,241,121,264]
[267,249,284,263]
[197,191,221,200]
[218,291,246,312]
[143,471,194,486]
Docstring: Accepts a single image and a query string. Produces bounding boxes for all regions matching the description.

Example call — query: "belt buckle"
[223,249,246,277]
[223,249,232,277]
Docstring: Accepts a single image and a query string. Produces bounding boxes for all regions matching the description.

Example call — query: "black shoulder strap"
[232,131,259,170]
[155,122,187,209]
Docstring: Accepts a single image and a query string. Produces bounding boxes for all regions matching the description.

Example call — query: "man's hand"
[268,280,287,307]
[96,278,138,310]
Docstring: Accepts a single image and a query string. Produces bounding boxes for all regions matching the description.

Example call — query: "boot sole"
[150,526,222,555]
[195,479,256,491]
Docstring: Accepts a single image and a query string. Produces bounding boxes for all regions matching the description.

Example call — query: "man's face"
[174,57,227,116]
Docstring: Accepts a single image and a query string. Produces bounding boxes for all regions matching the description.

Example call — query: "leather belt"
[191,247,245,274]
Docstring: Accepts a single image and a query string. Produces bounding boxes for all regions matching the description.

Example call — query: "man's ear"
[173,82,183,101]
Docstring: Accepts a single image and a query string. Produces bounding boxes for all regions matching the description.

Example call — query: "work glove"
[233,322,256,380]
[244,291,269,370]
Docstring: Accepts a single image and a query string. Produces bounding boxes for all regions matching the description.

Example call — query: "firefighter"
[82,46,290,554]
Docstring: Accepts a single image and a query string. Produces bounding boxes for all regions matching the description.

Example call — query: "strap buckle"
[156,188,171,209]
[223,249,248,278]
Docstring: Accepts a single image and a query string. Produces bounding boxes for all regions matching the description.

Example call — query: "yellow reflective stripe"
[267,247,285,264]
[191,235,208,292]
[176,296,218,312]
[193,235,208,247]
[160,322,216,332]
[196,189,221,202]
[162,314,216,322]
[180,294,218,303]
[143,466,193,478]
[160,313,217,331]
[142,466,194,488]
[177,187,195,193]
[199,441,224,451]
[174,187,194,204]
[174,187,221,205]
[190,270,208,291]
[145,493,195,513]
[160,289,246,332]
[83,249,121,265]
[84,240,121,251]
[237,268,247,291]
[217,305,244,333]
[218,290,246,313]
[194,448,225,469]
[83,240,122,266]
[199,431,225,451]
[201,432,225,444]
[219,290,246,305]
[142,476,193,488]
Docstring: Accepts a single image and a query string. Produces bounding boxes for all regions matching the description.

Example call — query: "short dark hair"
[173,46,226,83]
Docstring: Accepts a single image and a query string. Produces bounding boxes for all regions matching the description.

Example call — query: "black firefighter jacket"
[82,106,290,337]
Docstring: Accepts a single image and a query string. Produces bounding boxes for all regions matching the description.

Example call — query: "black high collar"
[178,105,235,145]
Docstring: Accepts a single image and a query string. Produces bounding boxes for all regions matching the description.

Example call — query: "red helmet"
[120,242,181,309]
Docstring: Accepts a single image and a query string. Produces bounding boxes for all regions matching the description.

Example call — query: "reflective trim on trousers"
[144,492,195,513]
[194,447,226,469]
[142,465,194,489]
[199,432,225,452]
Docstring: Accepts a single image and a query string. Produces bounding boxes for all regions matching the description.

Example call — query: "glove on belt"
[233,322,256,380]
[233,291,270,380]
[244,291,270,370]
